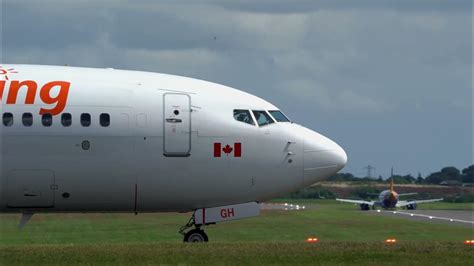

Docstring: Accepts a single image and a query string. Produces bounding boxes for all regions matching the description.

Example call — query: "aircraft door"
[163,93,191,157]
[6,170,55,208]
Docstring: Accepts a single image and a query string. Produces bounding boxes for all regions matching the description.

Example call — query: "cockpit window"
[252,110,275,127]
[233,109,255,125]
[269,110,291,122]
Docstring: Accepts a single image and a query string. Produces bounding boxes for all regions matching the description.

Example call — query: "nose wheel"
[179,212,209,243]
[183,228,208,242]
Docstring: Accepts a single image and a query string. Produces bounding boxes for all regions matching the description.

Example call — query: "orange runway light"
[385,238,397,244]
[306,237,319,243]
[464,240,474,245]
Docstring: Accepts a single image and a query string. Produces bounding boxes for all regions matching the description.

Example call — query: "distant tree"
[328,165,473,185]
[391,174,416,184]
[425,166,462,184]
[461,165,474,183]
[416,172,423,183]
[405,174,416,183]
[424,172,444,184]
[360,177,378,182]
[440,167,461,181]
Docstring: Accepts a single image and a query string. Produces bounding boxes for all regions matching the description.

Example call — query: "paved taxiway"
[261,203,473,228]
[260,203,307,211]
[373,209,473,228]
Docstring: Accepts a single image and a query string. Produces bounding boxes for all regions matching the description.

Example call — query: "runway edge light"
[464,240,474,245]
[306,237,319,243]
[385,238,397,244]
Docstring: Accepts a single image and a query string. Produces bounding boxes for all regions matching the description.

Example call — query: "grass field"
[408,201,473,210]
[0,200,472,265]
[1,242,472,265]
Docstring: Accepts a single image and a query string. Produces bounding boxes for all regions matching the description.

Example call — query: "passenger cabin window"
[233,110,255,125]
[100,113,110,127]
[269,110,291,122]
[252,110,275,127]
[81,113,91,127]
[61,113,72,127]
[22,113,33,127]
[3,113,13,127]
[42,113,53,127]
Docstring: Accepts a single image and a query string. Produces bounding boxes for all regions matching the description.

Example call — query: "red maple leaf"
[222,144,233,155]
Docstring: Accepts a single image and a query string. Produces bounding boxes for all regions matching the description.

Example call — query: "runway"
[373,209,473,228]
[261,203,473,228]
[260,203,307,211]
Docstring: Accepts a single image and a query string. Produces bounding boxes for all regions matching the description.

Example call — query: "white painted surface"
[0,64,347,213]
[194,202,260,225]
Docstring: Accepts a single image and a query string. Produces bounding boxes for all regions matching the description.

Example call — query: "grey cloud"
[3,1,109,49]
[108,8,215,50]
[213,0,471,14]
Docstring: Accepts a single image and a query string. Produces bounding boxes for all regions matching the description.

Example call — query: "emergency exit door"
[163,93,191,157]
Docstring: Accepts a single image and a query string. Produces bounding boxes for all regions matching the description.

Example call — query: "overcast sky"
[1,0,472,178]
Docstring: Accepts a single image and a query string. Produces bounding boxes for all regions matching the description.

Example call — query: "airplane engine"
[407,203,417,210]
[360,204,370,211]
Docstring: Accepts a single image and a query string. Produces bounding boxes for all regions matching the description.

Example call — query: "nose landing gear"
[184,228,208,242]
[178,202,260,243]
[179,213,209,243]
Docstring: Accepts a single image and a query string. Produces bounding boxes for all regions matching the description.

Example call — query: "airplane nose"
[331,144,348,167]
[300,127,347,186]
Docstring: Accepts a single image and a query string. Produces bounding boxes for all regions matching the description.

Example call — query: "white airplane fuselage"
[0,64,347,213]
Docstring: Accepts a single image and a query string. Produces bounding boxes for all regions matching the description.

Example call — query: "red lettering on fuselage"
[0,80,70,116]
[6,80,37,104]
[220,208,235,218]
[0,80,4,101]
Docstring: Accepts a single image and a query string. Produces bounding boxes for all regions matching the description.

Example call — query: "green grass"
[0,242,472,265]
[414,202,473,210]
[0,201,472,265]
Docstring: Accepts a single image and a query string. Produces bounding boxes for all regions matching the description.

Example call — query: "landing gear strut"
[178,202,260,242]
[179,212,209,243]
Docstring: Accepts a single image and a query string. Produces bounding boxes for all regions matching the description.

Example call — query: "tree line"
[329,165,473,185]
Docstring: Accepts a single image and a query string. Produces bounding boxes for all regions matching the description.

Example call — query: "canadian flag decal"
[214,143,242,157]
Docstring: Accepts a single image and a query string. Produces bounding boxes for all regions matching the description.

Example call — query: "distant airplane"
[0,64,347,242]
[336,177,443,211]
